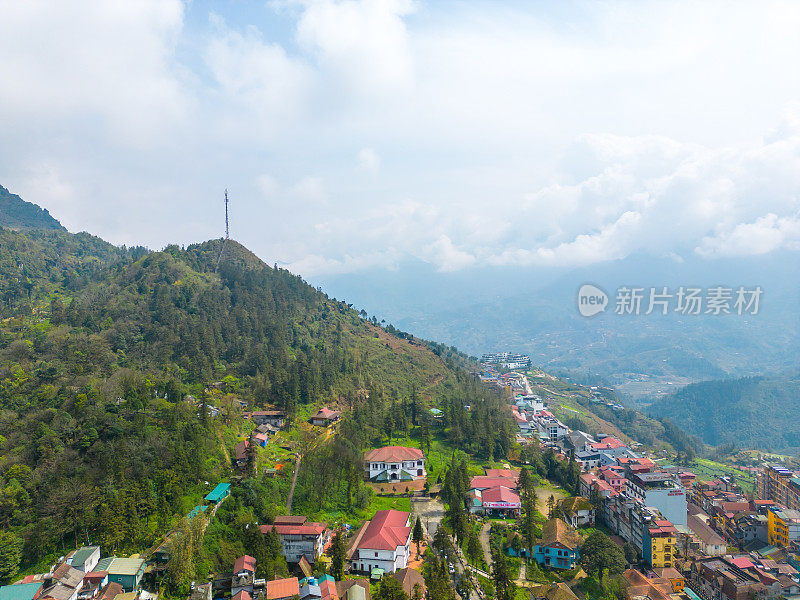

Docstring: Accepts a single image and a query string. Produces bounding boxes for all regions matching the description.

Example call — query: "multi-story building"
[644,520,677,568]
[767,508,800,548]
[625,470,687,527]
[351,510,411,574]
[689,557,765,600]
[262,516,332,563]
[758,465,800,512]
[364,446,426,482]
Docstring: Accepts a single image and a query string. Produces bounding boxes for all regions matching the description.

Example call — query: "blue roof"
[0,583,44,600]
[204,482,231,502]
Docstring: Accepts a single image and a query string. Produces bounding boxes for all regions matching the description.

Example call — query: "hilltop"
[0,185,65,230]
[0,192,512,573]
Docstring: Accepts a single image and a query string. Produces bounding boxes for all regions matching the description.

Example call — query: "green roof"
[97,557,146,576]
[204,482,231,502]
[370,568,384,580]
[71,546,99,568]
[0,583,44,600]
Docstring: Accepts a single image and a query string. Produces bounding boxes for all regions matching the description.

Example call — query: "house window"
[375,552,379,557]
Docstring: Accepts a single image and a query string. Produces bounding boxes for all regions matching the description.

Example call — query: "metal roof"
[0,583,44,600]
[205,482,231,503]
[71,546,100,568]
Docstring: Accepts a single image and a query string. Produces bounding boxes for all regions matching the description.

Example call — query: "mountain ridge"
[0,185,65,230]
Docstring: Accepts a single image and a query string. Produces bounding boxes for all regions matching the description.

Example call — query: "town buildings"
[767,508,800,548]
[531,519,581,570]
[757,465,800,512]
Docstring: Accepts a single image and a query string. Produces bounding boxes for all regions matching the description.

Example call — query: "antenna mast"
[225,188,230,240]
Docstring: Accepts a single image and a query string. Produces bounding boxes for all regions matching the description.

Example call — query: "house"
[470,476,518,492]
[298,578,320,600]
[559,497,595,528]
[254,432,269,447]
[470,486,521,517]
[261,516,332,563]
[623,568,676,600]
[579,473,613,500]
[250,410,286,428]
[77,572,109,600]
[335,580,370,600]
[528,582,581,600]
[234,440,250,468]
[687,514,727,556]
[266,578,300,600]
[205,482,231,504]
[653,567,685,593]
[231,555,256,597]
[391,568,425,598]
[315,575,337,600]
[364,447,425,482]
[310,407,341,427]
[351,510,412,574]
[574,450,602,471]
[96,583,123,600]
[69,547,101,573]
[41,563,86,600]
[531,519,581,570]
[95,558,145,593]
[560,431,596,457]
[589,436,629,458]
[0,583,44,600]
[485,469,520,483]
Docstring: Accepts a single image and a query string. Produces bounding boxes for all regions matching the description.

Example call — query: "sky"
[1,0,800,277]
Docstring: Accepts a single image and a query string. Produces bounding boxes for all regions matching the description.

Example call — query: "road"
[410,495,445,539]
[478,522,493,569]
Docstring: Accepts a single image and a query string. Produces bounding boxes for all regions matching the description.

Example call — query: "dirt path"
[535,485,567,516]
[285,453,302,513]
[479,522,493,569]
[516,557,528,586]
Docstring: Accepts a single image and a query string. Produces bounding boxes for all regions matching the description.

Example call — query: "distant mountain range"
[0,184,64,230]
[648,374,800,454]
[313,253,800,401]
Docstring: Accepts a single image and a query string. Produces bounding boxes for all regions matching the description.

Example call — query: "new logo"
[577,284,608,317]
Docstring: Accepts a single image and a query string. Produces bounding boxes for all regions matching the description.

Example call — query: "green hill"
[648,374,800,453]
[0,215,511,574]
[0,185,65,230]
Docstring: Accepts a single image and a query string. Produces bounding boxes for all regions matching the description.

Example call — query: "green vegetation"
[649,374,800,454]
[0,201,512,586]
[0,186,64,230]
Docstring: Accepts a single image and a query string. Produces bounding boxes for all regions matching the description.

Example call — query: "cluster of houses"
[0,547,147,600]
[480,352,531,370]
[219,554,370,600]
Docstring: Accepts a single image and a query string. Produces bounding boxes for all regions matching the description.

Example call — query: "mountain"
[0,199,512,573]
[647,374,800,453]
[313,252,800,400]
[0,185,65,230]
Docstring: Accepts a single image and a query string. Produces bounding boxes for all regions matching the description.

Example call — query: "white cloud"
[697,214,800,257]
[357,148,380,175]
[1,1,800,275]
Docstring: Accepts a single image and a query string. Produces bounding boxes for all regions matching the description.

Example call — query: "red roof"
[312,407,341,420]
[357,510,411,551]
[84,572,108,582]
[364,446,424,463]
[591,437,626,451]
[234,555,256,573]
[266,578,300,599]
[262,522,328,536]
[482,486,520,504]
[731,557,755,569]
[471,476,518,490]
[232,591,251,600]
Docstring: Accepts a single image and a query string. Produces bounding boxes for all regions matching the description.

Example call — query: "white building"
[364,446,425,482]
[352,510,411,574]
[625,471,687,527]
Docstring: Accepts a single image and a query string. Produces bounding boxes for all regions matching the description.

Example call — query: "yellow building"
[645,522,677,568]
[767,508,800,547]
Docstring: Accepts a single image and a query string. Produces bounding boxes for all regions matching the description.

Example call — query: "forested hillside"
[0,186,64,230]
[648,374,800,453]
[0,222,512,573]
